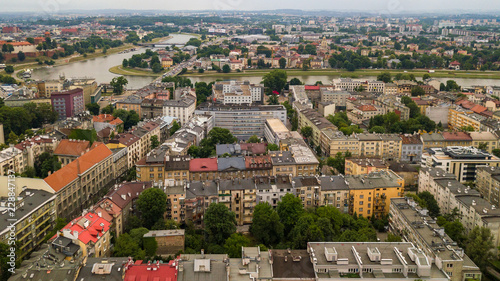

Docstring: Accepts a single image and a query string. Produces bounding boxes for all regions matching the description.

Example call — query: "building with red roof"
[44,143,113,219]
[93,113,124,132]
[57,211,111,257]
[442,132,473,147]
[14,135,58,167]
[189,158,218,181]
[124,259,178,281]
[53,139,101,166]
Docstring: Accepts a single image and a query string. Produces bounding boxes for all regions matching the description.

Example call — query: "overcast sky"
[2,0,500,13]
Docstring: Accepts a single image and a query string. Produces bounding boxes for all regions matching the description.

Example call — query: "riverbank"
[183,68,500,80]
[109,65,163,77]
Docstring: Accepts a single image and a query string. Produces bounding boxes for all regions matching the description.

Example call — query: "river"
[184,74,500,88]
[31,33,500,89]
[31,34,195,89]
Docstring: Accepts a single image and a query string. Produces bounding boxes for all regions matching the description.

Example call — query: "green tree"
[224,233,250,258]
[85,103,100,115]
[150,135,159,149]
[369,126,385,134]
[477,142,488,150]
[136,188,167,229]
[277,193,304,233]
[204,203,237,244]
[266,143,279,151]
[465,227,494,270]
[152,63,163,73]
[17,51,25,62]
[385,233,402,242]
[20,166,36,178]
[34,151,61,178]
[262,69,287,93]
[267,94,279,105]
[300,126,313,140]
[289,78,302,85]
[4,65,14,74]
[101,104,114,114]
[169,120,180,136]
[411,86,425,97]
[290,214,325,248]
[113,233,145,260]
[251,202,284,246]
[326,151,352,174]
[7,131,18,144]
[279,57,287,69]
[422,73,431,80]
[418,191,440,217]
[377,72,392,83]
[122,59,129,68]
[247,135,261,143]
[110,76,128,95]
[222,64,231,73]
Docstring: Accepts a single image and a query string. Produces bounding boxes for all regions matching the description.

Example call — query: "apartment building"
[346,170,404,219]
[58,211,111,257]
[320,89,350,108]
[44,143,114,219]
[291,85,314,109]
[421,146,500,182]
[469,131,499,153]
[219,178,257,225]
[375,95,410,121]
[185,181,219,225]
[0,189,56,261]
[448,107,485,131]
[389,197,482,281]
[141,98,165,119]
[420,133,446,150]
[195,103,287,139]
[307,242,448,281]
[165,185,186,223]
[136,145,167,183]
[0,146,25,175]
[400,134,423,162]
[318,175,350,213]
[103,182,152,236]
[115,95,143,116]
[264,118,289,145]
[114,133,141,169]
[14,135,58,167]
[297,108,338,147]
[320,129,359,157]
[189,158,219,181]
[477,166,500,207]
[333,78,385,93]
[256,175,293,208]
[347,104,385,125]
[345,158,388,175]
[357,133,402,160]
[212,80,264,105]
[105,143,128,179]
[50,88,84,119]
[162,96,196,125]
[53,139,99,166]
[292,176,321,207]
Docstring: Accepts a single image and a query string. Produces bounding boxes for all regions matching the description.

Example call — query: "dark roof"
[77,257,129,281]
[271,249,315,279]
[217,156,246,171]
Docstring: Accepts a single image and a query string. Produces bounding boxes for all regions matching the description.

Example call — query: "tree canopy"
[204,203,237,245]
[136,188,167,229]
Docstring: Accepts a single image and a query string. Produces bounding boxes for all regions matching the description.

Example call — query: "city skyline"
[3,0,500,13]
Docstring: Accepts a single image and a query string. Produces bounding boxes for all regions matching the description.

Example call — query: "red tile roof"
[240,143,267,155]
[442,132,473,141]
[189,158,218,172]
[357,105,377,111]
[105,182,153,209]
[59,211,110,245]
[124,260,178,281]
[15,136,55,151]
[53,139,95,156]
[45,144,112,192]
[471,104,488,114]
[305,85,320,90]
[245,155,272,169]
[93,114,119,123]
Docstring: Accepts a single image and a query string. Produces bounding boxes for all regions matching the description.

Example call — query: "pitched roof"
[53,139,95,156]
[60,211,111,245]
[442,132,473,141]
[356,105,377,111]
[45,144,112,192]
[105,182,153,209]
[189,158,218,172]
